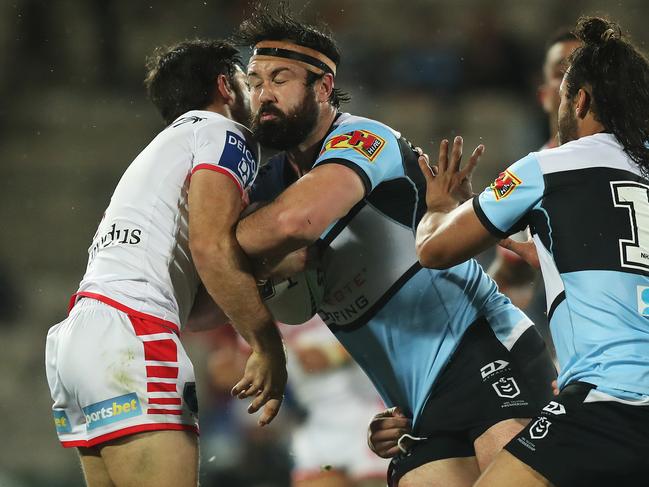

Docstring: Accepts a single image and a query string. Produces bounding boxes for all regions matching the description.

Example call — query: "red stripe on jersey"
[147,408,183,415]
[59,423,198,448]
[192,164,244,196]
[69,292,180,335]
[147,382,177,393]
[146,366,178,379]
[143,339,177,362]
[148,397,182,405]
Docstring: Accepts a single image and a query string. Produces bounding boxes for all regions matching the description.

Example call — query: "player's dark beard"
[251,89,319,150]
[557,102,578,146]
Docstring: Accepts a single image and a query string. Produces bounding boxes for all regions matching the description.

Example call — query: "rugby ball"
[258,268,325,325]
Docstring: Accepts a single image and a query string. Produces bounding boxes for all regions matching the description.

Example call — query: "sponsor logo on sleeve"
[492,377,521,399]
[82,393,142,431]
[490,169,522,200]
[320,130,386,162]
[53,410,72,434]
[221,131,258,188]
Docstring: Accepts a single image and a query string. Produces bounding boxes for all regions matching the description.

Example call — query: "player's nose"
[258,84,277,103]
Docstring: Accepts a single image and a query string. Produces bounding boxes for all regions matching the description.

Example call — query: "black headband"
[253,47,335,76]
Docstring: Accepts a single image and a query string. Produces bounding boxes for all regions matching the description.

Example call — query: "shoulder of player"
[167,109,250,139]
[331,113,401,141]
[532,133,630,175]
[317,113,401,164]
[192,113,251,137]
[190,113,259,158]
[533,136,589,162]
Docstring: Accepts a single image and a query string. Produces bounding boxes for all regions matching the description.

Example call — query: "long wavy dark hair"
[566,16,649,175]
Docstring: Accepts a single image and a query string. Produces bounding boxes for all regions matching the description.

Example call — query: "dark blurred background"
[1,0,648,485]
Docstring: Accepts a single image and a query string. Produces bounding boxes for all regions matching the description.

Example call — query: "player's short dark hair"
[144,39,243,125]
[237,2,350,108]
[545,28,578,51]
[566,16,649,174]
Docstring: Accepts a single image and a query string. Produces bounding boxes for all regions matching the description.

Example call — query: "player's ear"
[316,73,334,104]
[575,88,591,120]
[216,74,234,104]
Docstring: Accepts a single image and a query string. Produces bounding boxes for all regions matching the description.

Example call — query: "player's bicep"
[188,169,243,245]
[315,157,372,195]
[274,161,365,234]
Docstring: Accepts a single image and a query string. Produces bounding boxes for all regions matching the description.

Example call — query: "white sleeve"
[192,121,259,194]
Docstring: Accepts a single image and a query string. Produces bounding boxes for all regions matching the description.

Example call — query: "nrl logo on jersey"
[490,169,522,200]
[492,377,521,398]
[320,130,386,162]
[528,417,552,440]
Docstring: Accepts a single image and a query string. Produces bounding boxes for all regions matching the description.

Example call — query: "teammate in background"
[538,30,582,151]
[45,40,287,487]
[415,17,649,486]
[233,7,556,486]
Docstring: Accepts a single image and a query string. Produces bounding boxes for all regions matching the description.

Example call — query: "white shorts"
[291,399,388,482]
[45,297,199,448]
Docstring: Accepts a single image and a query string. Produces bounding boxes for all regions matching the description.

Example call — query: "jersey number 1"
[611,181,649,271]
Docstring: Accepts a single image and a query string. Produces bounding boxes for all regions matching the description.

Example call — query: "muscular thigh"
[95,430,198,487]
[398,457,480,487]
[473,418,529,471]
[78,447,115,487]
[474,450,554,487]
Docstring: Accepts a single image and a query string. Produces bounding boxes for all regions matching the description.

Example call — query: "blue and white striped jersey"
[252,113,533,422]
[475,133,649,401]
